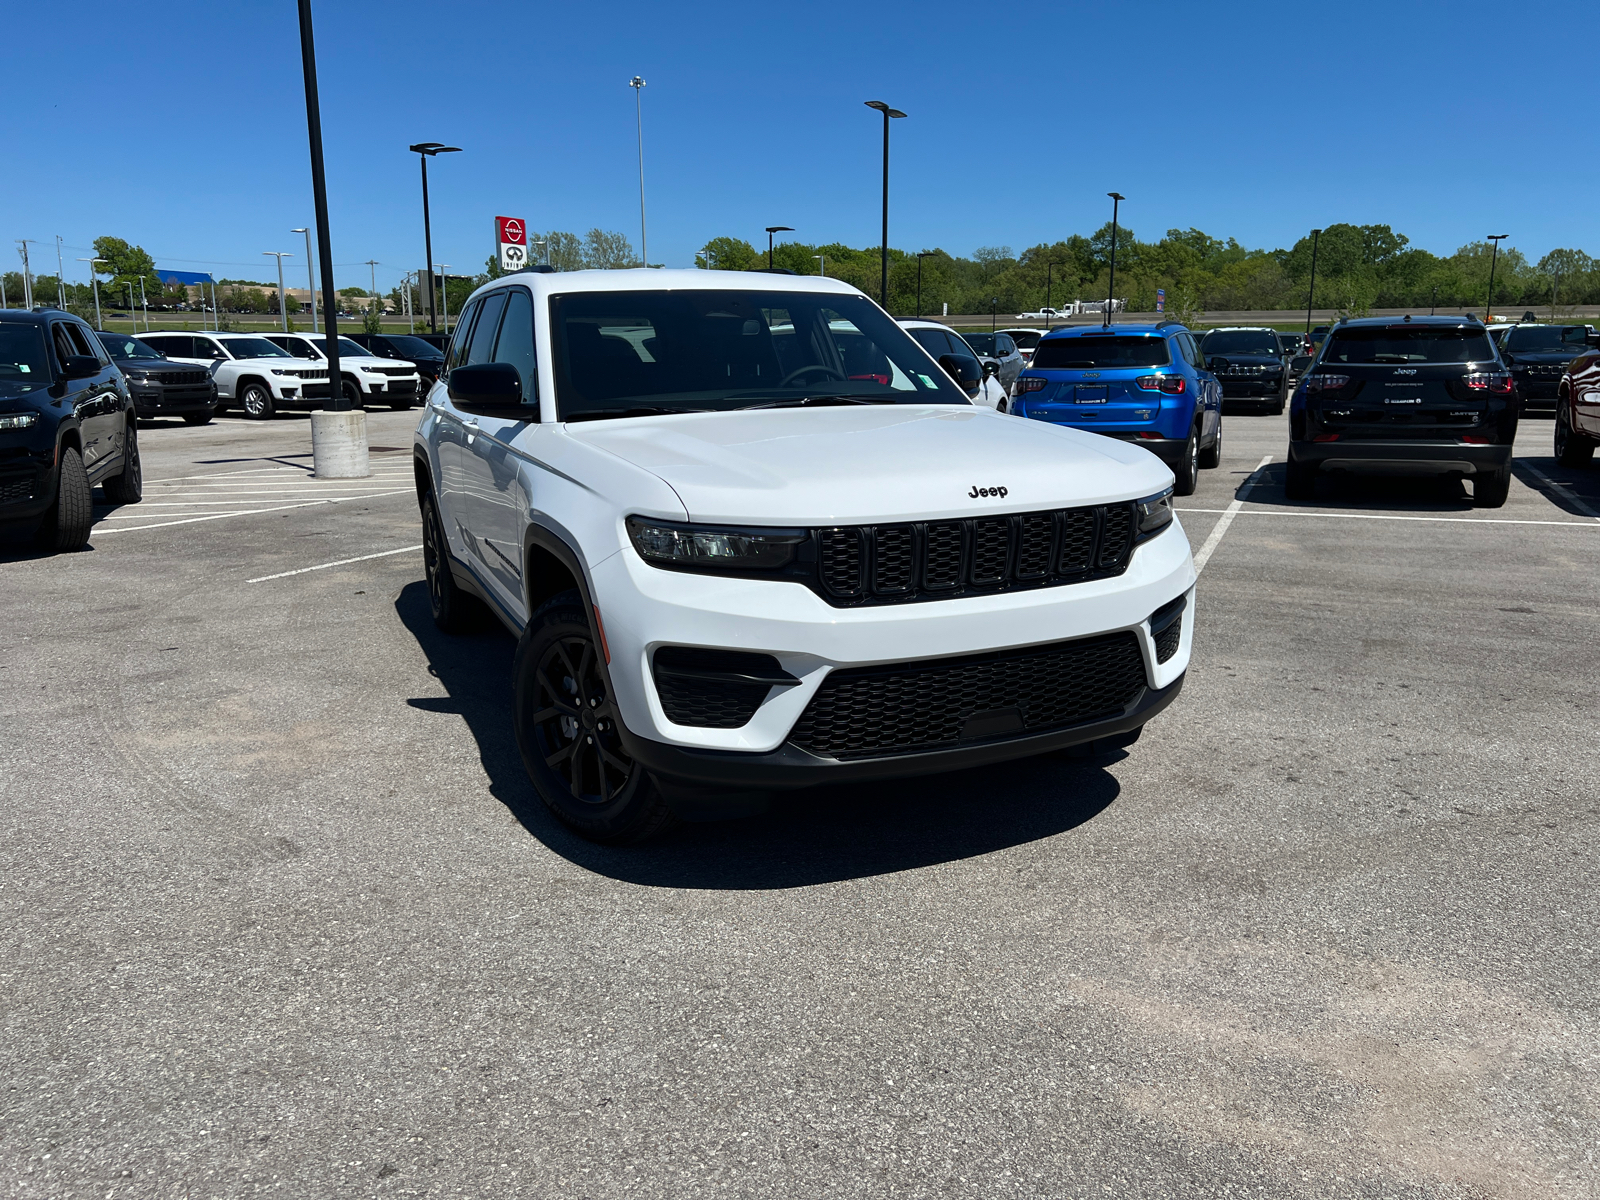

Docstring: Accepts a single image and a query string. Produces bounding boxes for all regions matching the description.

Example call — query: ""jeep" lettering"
[968,485,1009,499]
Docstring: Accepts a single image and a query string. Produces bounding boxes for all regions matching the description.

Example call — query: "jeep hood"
[565,405,1172,524]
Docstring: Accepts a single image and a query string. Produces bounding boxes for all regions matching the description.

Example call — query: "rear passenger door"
[430,298,483,565]
[1178,333,1218,442]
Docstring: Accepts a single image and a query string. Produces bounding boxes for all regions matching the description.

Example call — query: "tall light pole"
[292,227,317,332]
[438,265,450,333]
[264,251,293,332]
[915,250,935,318]
[1304,228,1322,338]
[15,242,33,309]
[1431,283,1437,317]
[864,100,907,310]
[77,258,104,327]
[765,225,793,270]
[365,259,379,326]
[408,142,461,333]
[138,276,149,331]
[1485,234,1509,321]
[991,297,999,334]
[813,254,825,277]
[125,281,135,323]
[55,236,67,309]
[629,76,648,266]
[1104,192,1124,329]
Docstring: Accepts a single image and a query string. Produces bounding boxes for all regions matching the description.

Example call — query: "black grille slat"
[923,523,963,590]
[1015,514,1054,579]
[1097,507,1133,568]
[790,631,1146,759]
[1057,509,1098,574]
[969,518,1011,585]
[872,526,915,594]
[819,528,862,597]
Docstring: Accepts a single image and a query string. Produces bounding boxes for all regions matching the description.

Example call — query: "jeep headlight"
[626,517,805,570]
[1134,486,1174,540]
[0,412,39,430]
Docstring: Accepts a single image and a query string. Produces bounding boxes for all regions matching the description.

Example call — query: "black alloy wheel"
[342,379,362,407]
[421,494,473,632]
[240,382,275,420]
[101,420,143,505]
[513,591,675,844]
[1172,427,1199,496]
[1555,402,1595,468]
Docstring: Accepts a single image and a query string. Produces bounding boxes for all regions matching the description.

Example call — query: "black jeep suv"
[1287,316,1516,507]
[94,330,217,424]
[1497,323,1590,414]
[1198,326,1290,413]
[0,309,141,550]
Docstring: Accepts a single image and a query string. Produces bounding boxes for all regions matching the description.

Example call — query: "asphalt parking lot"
[3,407,1597,1199]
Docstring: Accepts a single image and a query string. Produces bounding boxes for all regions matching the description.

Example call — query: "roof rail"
[1153,319,1183,330]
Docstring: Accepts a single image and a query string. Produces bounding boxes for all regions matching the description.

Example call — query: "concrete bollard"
[310,409,371,479]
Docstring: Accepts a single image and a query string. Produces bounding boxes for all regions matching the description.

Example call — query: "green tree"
[697,236,760,271]
[582,229,638,269]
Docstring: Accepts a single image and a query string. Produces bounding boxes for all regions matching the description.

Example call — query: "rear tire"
[1284,455,1316,501]
[240,382,275,420]
[1198,420,1222,469]
[100,420,143,505]
[513,590,677,845]
[1555,403,1595,468]
[1172,427,1199,496]
[1473,465,1511,508]
[38,445,92,552]
[421,493,475,634]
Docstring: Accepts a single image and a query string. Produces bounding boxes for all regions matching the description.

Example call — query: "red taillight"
[1160,376,1186,394]
[1135,375,1162,391]
[1312,433,1340,442]
[1460,434,1492,444]
[1303,374,1350,393]
[1136,431,1162,440]
[1016,376,1047,393]
[1463,372,1513,394]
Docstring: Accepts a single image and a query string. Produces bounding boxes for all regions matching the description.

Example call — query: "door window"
[492,289,538,407]
[73,324,110,365]
[50,324,79,367]
[910,327,955,357]
[443,301,481,374]
[194,338,228,361]
[465,293,507,366]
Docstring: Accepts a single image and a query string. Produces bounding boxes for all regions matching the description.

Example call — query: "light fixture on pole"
[1485,234,1509,321]
[1304,228,1322,338]
[77,258,105,327]
[1104,193,1124,329]
[864,100,907,309]
[630,76,648,267]
[915,251,935,318]
[765,226,793,270]
[813,254,825,277]
[408,142,461,333]
[264,251,294,332]
[292,227,318,332]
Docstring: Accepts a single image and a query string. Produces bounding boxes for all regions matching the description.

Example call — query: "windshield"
[1201,330,1281,356]
[310,336,372,359]
[96,333,164,360]
[223,337,292,359]
[1322,326,1495,364]
[383,335,443,358]
[1031,335,1171,369]
[1505,326,1588,354]
[0,325,51,385]
[549,289,968,419]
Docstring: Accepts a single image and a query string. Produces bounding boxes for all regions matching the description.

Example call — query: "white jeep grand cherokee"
[415,269,1195,842]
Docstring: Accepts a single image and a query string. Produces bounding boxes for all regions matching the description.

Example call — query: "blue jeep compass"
[1011,322,1222,494]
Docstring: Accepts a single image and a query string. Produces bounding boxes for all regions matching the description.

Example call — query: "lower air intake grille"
[789,631,1146,760]
[652,647,778,729]
[0,471,34,503]
[1155,615,1182,663]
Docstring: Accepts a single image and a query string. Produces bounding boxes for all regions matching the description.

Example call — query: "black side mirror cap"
[937,353,982,398]
[62,355,101,380]
[981,360,999,378]
[1290,355,1312,372]
[447,361,525,410]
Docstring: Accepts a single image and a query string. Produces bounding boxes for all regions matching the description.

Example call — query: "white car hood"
[565,404,1172,525]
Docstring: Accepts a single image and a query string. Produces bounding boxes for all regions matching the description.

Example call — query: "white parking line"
[1176,507,1600,528]
[1191,454,1273,574]
[1516,461,1600,521]
[247,544,423,584]
[92,490,411,534]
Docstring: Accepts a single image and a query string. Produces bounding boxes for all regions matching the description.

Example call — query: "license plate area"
[1074,385,1108,403]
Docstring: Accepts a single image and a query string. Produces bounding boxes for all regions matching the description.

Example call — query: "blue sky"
[5,0,1594,293]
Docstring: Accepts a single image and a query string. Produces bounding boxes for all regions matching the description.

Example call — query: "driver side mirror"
[61,355,101,380]
[1290,355,1312,373]
[937,353,983,399]
[448,361,525,410]
[981,360,999,379]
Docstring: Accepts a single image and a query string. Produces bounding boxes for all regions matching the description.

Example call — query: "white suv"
[263,333,422,410]
[899,320,1011,410]
[415,269,1194,842]
[137,331,331,419]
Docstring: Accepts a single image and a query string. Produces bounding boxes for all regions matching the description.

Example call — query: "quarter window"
[443,301,480,374]
[465,292,507,366]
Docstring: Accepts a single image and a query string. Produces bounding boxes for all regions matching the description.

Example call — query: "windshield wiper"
[737,394,897,410]
[564,405,712,422]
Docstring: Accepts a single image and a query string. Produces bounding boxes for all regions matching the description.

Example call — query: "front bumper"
[0,436,59,524]
[1291,439,1513,473]
[127,380,216,418]
[590,517,1196,760]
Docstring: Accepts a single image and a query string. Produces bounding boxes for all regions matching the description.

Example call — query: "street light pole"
[264,251,293,332]
[1485,234,1509,321]
[1045,261,1061,320]
[915,251,934,318]
[864,100,907,310]
[15,242,33,309]
[1104,193,1124,329]
[765,226,793,270]
[126,281,134,323]
[813,254,825,277]
[292,228,317,333]
[1304,228,1322,338]
[992,297,999,334]
[365,259,379,326]
[630,76,648,266]
[1431,284,1437,317]
[439,265,450,333]
[55,236,67,309]
[77,258,104,327]
[408,143,461,333]
[138,276,148,331]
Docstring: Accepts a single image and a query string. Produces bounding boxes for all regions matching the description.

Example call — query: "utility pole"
[1104,193,1124,328]
[138,276,149,331]
[77,258,105,327]
[15,242,33,309]
[630,76,648,266]
[1485,235,1509,321]
[1304,229,1322,337]
[264,251,293,332]
[365,259,379,326]
[55,236,67,309]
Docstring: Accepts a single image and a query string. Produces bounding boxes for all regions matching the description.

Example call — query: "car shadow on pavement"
[1511,456,1600,520]
[395,581,1123,889]
[1244,462,1477,511]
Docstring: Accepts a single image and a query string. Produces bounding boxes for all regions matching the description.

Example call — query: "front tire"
[1473,464,1511,508]
[1172,427,1199,496]
[240,382,275,420]
[1555,402,1595,468]
[101,420,143,505]
[513,591,676,844]
[38,445,92,551]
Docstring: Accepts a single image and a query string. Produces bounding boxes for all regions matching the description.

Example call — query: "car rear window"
[1321,326,1495,364]
[963,334,999,355]
[1201,330,1280,356]
[1031,335,1170,369]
